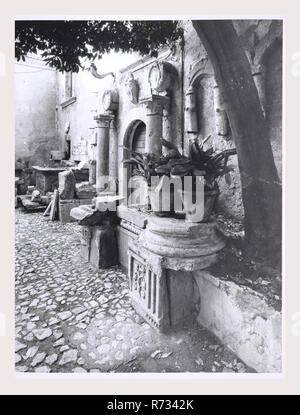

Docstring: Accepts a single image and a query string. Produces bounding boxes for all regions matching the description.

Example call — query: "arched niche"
[186,57,230,142]
[123,119,146,159]
[192,74,216,140]
[122,120,148,207]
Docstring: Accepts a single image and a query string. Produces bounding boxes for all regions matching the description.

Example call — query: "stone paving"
[15,209,253,373]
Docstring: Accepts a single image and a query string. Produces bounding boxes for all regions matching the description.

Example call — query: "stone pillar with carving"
[94,113,114,193]
[141,95,170,156]
[162,100,172,156]
[185,86,198,134]
[213,84,229,136]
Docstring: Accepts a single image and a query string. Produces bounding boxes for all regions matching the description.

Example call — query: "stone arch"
[123,119,146,159]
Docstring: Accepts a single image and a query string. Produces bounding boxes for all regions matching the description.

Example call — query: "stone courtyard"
[15,209,251,373]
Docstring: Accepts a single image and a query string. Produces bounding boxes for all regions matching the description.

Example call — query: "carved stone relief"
[125,73,139,104]
[148,61,177,95]
[185,86,198,134]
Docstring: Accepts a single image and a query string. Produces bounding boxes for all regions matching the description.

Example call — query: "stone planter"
[179,188,219,223]
[150,185,175,217]
[149,175,182,217]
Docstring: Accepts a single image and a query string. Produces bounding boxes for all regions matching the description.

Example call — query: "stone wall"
[15,55,59,167]
[56,52,141,167]
[54,20,282,221]
[194,270,282,373]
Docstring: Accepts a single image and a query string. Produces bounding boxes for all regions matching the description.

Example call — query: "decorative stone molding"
[140,95,170,155]
[139,216,225,271]
[141,94,170,116]
[89,63,115,80]
[128,215,225,332]
[128,243,170,332]
[213,84,229,136]
[125,73,140,104]
[94,113,114,129]
[94,113,115,193]
[185,86,198,134]
[148,61,177,95]
[102,88,119,114]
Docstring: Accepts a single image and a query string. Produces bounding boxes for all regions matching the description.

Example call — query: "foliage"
[122,137,236,190]
[15,20,184,72]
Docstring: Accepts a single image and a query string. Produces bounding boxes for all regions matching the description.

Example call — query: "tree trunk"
[192,20,282,264]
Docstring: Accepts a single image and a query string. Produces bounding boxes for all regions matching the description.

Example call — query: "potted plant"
[122,137,236,221]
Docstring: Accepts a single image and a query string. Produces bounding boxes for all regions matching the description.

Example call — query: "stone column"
[94,113,114,193]
[213,84,229,136]
[162,100,172,156]
[141,95,170,156]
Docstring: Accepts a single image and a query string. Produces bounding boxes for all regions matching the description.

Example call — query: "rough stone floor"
[15,209,253,373]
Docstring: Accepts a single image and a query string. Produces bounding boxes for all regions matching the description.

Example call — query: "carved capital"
[140,95,170,116]
[94,113,115,129]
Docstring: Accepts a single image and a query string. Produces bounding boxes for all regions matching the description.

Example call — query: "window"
[61,72,76,108]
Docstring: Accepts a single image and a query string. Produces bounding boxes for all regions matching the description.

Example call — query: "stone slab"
[58,170,76,200]
[70,205,105,226]
[117,205,149,229]
[59,199,80,224]
[75,182,96,199]
[81,225,118,269]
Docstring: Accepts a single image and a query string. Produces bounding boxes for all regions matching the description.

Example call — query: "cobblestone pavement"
[15,209,253,373]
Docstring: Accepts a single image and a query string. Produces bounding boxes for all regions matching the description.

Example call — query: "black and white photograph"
[14,18,282,374]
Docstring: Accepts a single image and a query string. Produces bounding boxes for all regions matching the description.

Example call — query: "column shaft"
[94,114,114,193]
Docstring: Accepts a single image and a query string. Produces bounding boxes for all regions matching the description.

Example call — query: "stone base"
[59,199,93,224]
[128,242,199,333]
[116,206,150,270]
[81,225,118,269]
[194,271,282,373]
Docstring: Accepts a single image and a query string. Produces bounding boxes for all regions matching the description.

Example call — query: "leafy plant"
[122,137,236,191]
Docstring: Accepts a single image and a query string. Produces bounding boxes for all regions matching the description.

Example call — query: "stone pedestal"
[89,160,96,185]
[128,216,225,332]
[58,170,75,200]
[33,166,66,195]
[94,114,114,193]
[141,95,170,155]
[81,225,118,269]
[116,205,150,270]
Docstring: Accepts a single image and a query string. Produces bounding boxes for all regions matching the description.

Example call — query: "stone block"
[117,223,139,271]
[117,205,149,229]
[22,199,46,212]
[167,269,197,328]
[194,270,282,373]
[128,244,170,333]
[79,198,93,205]
[90,225,118,268]
[58,170,76,200]
[75,182,96,199]
[73,169,89,183]
[80,225,118,269]
[59,199,80,224]
[70,205,105,226]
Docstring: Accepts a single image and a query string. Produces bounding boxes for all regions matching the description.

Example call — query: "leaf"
[160,138,180,152]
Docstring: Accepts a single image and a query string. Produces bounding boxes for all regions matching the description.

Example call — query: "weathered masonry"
[17,20,282,373]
